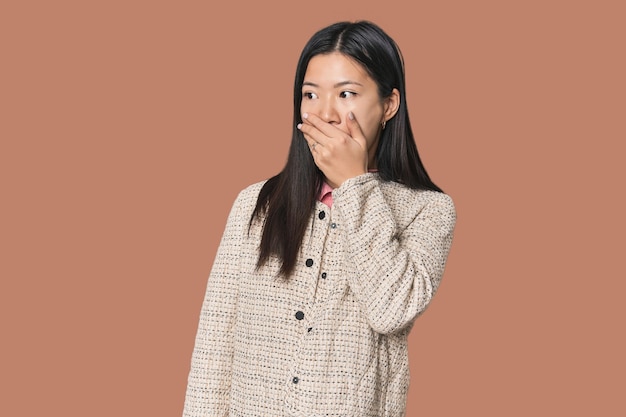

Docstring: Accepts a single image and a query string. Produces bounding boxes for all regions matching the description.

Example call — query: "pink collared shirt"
[319,181,334,207]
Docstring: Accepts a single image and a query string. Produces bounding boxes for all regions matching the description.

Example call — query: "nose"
[319,98,341,125]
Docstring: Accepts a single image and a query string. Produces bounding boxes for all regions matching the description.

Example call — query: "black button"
[293,377,299,384]
[307,327,313,332]
[318,211,326,220]
[305,258,313,267]
[295,311,305,320]
[330,223,337,229]
[321,272,327,279]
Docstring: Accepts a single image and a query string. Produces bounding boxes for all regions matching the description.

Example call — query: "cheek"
[352,111,381,141]
[300,101,310,118]
[355,105,384,142]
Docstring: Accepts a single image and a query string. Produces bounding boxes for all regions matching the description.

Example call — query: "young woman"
[183,20,456,417]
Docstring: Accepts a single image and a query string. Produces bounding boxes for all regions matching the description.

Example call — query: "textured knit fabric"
[183,173,456,417]
[320,169,378,208]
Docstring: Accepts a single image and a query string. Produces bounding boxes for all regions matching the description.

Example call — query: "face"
[300,52,398,166]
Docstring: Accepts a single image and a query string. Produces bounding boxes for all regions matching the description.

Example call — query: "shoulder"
[223,180,267,221]
[383,181,452,204]
[235,180,267,204]
[379,180,456,224]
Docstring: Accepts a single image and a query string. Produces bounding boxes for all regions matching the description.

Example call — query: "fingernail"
[302,113,308,119]
[297,123,302,130]
[348,112,354,120]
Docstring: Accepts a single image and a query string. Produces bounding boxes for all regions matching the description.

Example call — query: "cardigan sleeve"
[332,174,456,335]
[182,190,247,417]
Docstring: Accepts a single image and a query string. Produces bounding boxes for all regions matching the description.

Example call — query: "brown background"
[1,0,624,415]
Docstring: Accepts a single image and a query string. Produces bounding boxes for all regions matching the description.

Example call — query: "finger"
[297,125,321,152]
[345,112,367,149]
[298,121,328,147]
[301,112,345,141]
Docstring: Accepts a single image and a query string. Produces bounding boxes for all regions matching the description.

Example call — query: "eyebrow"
[302,80,364,88]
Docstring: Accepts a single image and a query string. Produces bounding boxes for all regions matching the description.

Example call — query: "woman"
[183,20,456,417]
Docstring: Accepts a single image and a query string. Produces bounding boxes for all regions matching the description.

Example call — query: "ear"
[382,88,400,123]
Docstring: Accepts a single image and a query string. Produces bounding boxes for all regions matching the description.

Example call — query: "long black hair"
[251,20,442,276]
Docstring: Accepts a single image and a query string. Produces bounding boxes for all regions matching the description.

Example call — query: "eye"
[303,92,318,100]
[339,91,357,99]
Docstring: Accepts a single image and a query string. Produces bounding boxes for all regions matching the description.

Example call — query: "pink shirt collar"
[319,182,334,208]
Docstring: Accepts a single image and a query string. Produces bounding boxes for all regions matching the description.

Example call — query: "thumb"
[346,112,367,149]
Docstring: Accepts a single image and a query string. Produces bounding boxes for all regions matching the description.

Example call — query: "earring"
[381,120,386,130]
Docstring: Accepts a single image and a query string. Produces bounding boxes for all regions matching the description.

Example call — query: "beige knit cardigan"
[183,173,456,417]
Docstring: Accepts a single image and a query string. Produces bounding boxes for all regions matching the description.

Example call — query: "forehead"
[304,52,373,84]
